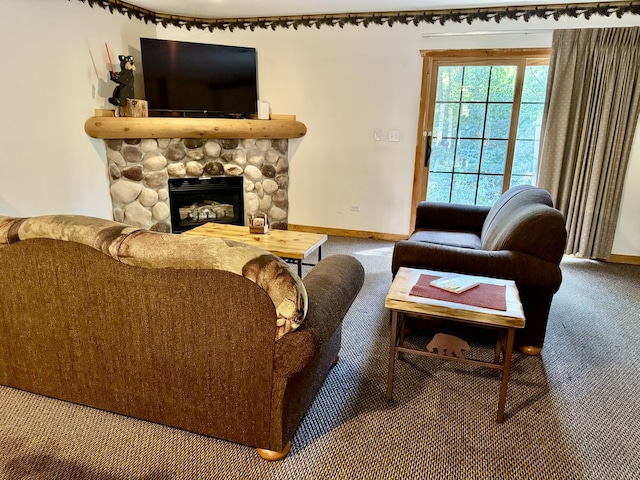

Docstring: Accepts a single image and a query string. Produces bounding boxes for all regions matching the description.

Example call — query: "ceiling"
[124,0,606,19]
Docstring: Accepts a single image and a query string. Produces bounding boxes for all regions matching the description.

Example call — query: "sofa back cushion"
[0,214,308,340]
[481,186,567,264]
[481,185,550,239]
[0,238,278,445]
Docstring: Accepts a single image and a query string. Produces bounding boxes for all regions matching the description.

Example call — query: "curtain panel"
[538,27,640,260]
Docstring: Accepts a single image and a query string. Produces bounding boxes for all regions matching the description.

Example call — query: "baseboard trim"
[608,254,640,265]
[288,224,409,242]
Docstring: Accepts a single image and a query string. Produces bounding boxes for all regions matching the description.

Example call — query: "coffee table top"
[183,223,328,260]
[386,267,525,329]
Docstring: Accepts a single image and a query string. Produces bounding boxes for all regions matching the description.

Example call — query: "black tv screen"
[140,38,258,118]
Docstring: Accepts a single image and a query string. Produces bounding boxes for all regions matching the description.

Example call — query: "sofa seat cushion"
[409,229,482,250]
[0,214,307,340]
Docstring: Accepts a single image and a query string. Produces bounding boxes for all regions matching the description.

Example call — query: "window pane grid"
[431,65,518,204]
[426,58,548,206]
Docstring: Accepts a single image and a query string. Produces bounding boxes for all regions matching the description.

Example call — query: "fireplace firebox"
[168,177,244,233]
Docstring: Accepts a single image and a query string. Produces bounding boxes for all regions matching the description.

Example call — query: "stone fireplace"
[105,136,291,233]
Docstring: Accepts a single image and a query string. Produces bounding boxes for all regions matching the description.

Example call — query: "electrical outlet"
[388,130,400,142]
[350,204,360,212]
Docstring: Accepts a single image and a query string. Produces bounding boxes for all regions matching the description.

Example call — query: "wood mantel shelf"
[84,116,307,139]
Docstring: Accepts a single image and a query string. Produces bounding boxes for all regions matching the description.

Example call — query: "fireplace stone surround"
[106,136,290,232]
[86,116,307,233]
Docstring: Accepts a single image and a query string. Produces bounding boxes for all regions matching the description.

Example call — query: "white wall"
[0,0,155,219]
[1,0,638,255]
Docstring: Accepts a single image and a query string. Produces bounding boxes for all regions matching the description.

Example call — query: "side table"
[385,267,525,422]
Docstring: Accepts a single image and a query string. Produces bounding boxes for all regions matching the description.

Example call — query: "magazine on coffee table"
[429,276,481,294]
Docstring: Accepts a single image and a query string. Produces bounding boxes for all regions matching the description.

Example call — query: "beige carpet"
[1,237,639,479]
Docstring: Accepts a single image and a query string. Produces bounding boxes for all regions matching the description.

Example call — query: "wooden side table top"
[183,223,328,260]
[385,267,525,329]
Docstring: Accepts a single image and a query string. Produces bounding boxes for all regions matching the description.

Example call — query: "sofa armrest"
[273,254,364,378]
[391,241,562,291]
[415,202,490,232]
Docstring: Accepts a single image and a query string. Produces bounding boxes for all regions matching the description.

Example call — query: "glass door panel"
[412,49,550,232]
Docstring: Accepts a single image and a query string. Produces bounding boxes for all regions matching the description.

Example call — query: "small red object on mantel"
[105,42,114,75]
[249,213,269,234]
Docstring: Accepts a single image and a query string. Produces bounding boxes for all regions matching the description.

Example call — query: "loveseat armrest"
[391,241,562,291]
[273,254,364,378]
[415,201,490,232]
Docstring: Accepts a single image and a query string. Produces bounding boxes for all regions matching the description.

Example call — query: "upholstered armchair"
[392,185,567,355]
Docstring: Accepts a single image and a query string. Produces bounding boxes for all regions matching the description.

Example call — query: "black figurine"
[108,55,136,106]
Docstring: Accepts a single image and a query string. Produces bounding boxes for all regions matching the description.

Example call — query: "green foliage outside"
[428,64,548,205]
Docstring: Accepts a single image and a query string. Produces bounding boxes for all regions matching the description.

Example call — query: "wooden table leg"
[493,334,503,377]
[496,328,515,423]
[397,312,406,360]
[386,310,398,400]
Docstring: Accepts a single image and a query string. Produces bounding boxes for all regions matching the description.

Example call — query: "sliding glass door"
[410,49,550,227]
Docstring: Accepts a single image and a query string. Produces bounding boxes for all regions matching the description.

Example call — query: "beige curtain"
[537,27,640,260]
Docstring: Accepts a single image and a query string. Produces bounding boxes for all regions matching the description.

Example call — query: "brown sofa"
[392,185,567,355]
[0,214,364,460]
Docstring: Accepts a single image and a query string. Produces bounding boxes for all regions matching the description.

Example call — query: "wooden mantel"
[84,116,307,139]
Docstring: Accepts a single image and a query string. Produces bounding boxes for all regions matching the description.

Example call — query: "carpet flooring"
[1,236,639,479]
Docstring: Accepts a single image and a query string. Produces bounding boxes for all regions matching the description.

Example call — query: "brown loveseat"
[392,185,567,355]
[0,214,364,460]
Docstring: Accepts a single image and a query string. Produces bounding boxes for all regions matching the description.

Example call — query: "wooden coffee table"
[385,267,525,422]
[183,223,328,276]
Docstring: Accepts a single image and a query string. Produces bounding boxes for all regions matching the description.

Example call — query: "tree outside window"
[411,49,550,224]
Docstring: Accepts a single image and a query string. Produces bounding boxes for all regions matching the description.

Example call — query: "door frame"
[409,48,550,232]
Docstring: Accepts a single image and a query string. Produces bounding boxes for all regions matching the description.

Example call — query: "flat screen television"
[139,38,258,118]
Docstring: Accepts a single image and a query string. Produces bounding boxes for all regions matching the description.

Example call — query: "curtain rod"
[75,1,640,32]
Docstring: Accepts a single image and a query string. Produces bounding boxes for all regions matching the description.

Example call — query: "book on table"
[429,276,481,294]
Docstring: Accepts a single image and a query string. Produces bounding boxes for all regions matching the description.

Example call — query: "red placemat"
[409,274,507,311]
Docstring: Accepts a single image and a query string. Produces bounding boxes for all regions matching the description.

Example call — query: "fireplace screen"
[168,177,244,233]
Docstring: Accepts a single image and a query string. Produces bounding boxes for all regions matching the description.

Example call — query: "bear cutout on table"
[109,55,135,107]
[426,333,471,358]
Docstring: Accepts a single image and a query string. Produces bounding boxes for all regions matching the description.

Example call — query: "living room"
[1,1,640,478]
[0,0,639,261]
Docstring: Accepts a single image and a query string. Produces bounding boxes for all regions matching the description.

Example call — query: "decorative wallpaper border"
[74,0,640,31]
